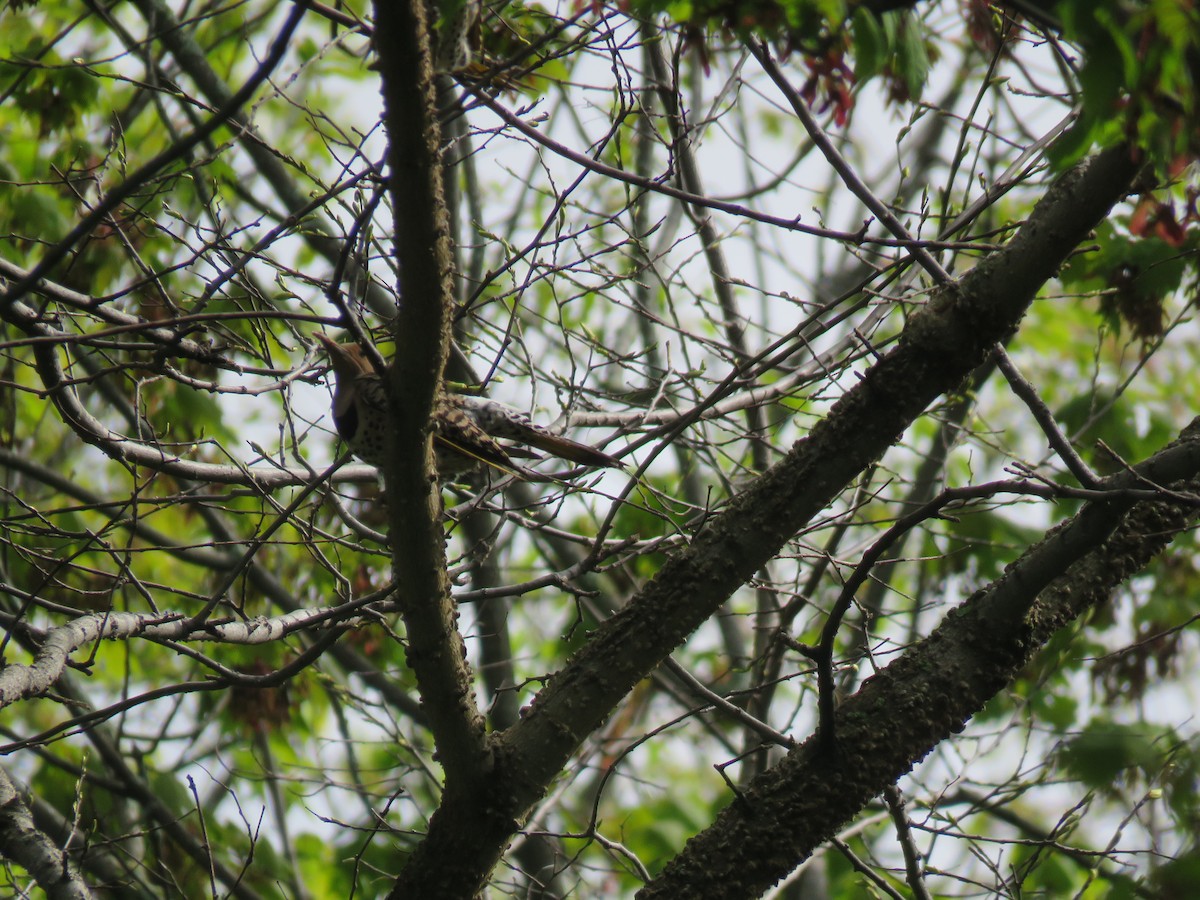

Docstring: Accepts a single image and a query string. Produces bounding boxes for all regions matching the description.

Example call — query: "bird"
[430,0,481,73]
[315,333,621,478]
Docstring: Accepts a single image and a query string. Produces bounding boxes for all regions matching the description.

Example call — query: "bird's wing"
[434,397,525,477]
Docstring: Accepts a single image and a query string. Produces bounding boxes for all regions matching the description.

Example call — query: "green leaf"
[851,7,887,82]
[893,12,930,100]
[1058,721,1165,788]
[1148,849,1200,897]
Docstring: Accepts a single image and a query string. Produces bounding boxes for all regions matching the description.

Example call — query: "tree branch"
[637,424,1200,897]
[389,133,1141,893]
[370,1,493,895]
[0,767,91,900]
[0,5,306,308]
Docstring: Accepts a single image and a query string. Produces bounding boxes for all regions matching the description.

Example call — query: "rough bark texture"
[639,422,1200,897]
[500,145,1142,787]
[372,0,495,896]
[386,139,1142,895]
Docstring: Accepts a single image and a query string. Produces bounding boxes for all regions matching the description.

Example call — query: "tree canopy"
[1,0,1199,897]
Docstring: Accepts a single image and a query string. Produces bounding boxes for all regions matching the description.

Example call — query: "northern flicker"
[315,333,621,477]
[430,0,480,73]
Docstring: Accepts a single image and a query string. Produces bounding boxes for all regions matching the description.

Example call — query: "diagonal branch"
[503,143,1141,789]
[749,39,953,286]
[391,131,1142,893]
[639,422,1200,897]
[0,766,91,900]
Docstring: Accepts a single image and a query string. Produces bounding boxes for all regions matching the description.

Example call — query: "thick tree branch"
[389,130,1141,892]
[505,143,1141,780]
[371,3,492,897]
[0,608,361,713]
[0,767,90,900]
[638,422,1200,897]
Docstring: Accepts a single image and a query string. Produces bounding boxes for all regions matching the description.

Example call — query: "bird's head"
[315,333,376,382]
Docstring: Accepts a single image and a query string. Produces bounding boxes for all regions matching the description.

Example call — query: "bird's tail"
[519,431,623,469]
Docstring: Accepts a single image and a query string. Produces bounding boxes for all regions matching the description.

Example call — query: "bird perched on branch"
[315,333,621,478]
[430,0,481,73]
